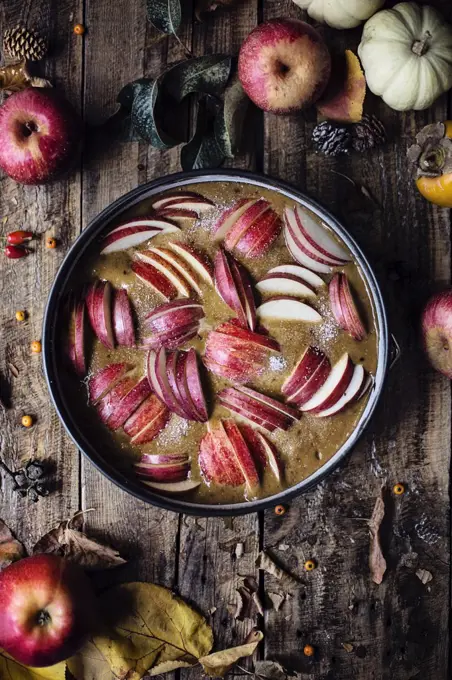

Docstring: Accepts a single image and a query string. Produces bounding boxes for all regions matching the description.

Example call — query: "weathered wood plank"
[262,1,451,678]
[0,0,82,549]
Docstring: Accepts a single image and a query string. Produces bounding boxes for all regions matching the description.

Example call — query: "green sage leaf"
[164,55,232,102]
[146,0,181,35]
[131,79,179,149]
[215,74,249,158]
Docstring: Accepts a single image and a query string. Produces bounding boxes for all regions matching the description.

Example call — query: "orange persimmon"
[416,121,452,208]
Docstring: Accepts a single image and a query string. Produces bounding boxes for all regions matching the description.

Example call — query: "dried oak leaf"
[67,582,214,680]
[0,519,25,570]
[254,659,289,680]
[0,649,65,679]
[369,489,387,585]
[317,50,366,124]
[33,513,126,571]
[234,576,264,620]
[199,628,263,678]
[256,551,300,589]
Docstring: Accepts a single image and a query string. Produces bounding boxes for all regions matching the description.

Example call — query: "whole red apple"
[238,18,331,114]
[0,554,96,667]
[0,88,83,185]
[421,290,452,378]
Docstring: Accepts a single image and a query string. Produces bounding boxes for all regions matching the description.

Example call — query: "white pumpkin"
[358,2,452,111]
[293,0,385,29]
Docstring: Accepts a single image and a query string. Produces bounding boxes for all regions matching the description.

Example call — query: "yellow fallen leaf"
[0,650,66,680]
[0,519,25,570]
[68,582,213,680]
[199,629,263,678]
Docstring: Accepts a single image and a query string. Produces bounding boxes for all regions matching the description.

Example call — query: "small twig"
[172,32,193,58]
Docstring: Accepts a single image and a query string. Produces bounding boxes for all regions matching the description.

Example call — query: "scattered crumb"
[156,416,189,445]
[269,354,287,372]
[416,568,433,585]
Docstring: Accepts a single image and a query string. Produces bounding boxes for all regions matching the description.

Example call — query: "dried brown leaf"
[256,551,299,589]
[0,519,25,570]
[33,513,126,570]
[416,568,433,585]
[369,490,387,585]
[7,362,19,378]
[267,591,285,611]
[254,659,288,680]
[234,576,263,620]
[199,629,263,678]
[342,643,354,653]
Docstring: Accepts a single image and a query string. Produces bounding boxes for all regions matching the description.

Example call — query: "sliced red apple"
[284,218,331,274]
[224,199,272,251]
[145,300,204,333]
[134,460,189,482]
[300,353,354,413]
[131,260,177,300]
[282,346,327,398]
[293,205,349,263]
[289,356,332,407]
[266,264,325,289]
[112,288,135,347]
[329,273,347,330]
[285,208,344,266]
[155,348,189,418]
[212,199,255,240]
[339,274,367,341]
[212,320,280,351]
[199,430,244,487]
[123,393,170,444]
[88,362,134,404]
[236,385,299,423]
[314,364,365,417]
[257,297,322,323]
[152,191,214,213]
[142,479,201,493]
[148,246,203,295]
[107,376,152,430]
[234,208,282,259]
[100,217,179,254]
[257,273,316,299]
[147,350,167,404]
[140,453,189,465]
[229,258,257,331]
[240,425,284,483]
[97,377,136,425]
[174,352,200,420]
[166,242,213,285]
[85,280,115,348]
[218,388,290,431]
[222,420,260,490]
[184,348,209,422]
[73,300,87,377]
[136,251,191,297]
[156,208,198,223]
[143,324,200,350]
[214,250,250,328]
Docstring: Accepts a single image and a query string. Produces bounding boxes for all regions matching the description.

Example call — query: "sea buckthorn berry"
[31,340,42,353]
[304,560,316,572]
[393,483,405,496]
[15,310,26,322]
[304,644,315,657]
[46,237,57,249]
[21,415,33,428]
[73,23,85,35]
[274,504,286,516]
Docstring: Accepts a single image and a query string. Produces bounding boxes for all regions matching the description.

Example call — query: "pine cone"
[312,121,351,157]
[3,25,47,61]
[352,115,386,153]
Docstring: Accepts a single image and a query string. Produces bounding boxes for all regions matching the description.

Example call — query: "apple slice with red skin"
[240,425,284,482]
[217,389,278,432]
[213,320,280,351]
[234,208,282,258]
[152,191,214,213]
[285,208,344,266]
[224,199,271,251]
[314,364,365,417]
[145,300,204,334]
[73,299,87,376]
[284,218,331,274]
[266,264,325,289]
[112,288,135,347]
[155,348,189,418]
[88,362,134,404]
[134,461,190,483]
[212,198,255,240]
[100,217,179,254]
[222,420,260,490]
[143,479,201,493]
[236,385,299,423]
[229,257,257,331]
[204,343,270,383]
[166,242,213,285]
[339,274,366,341]
[282,346,327,398]
[203,356,253,385]
[136,250,191,297]
[214,250,249,327]
[85,280,115,348]
[156,207,198,222]
[212,421,249,486]
[143,323,200,350]
[140,453,189,465]
[106,377,152,430]
[199,430,244,487]
[293,205,349,263]
[219,388,289,431]
[288,355,331,407]
[184,348,209,422]
[147,350,166,404]
[329,273,347,329]
[148,246,203,295]
[97,377,136,425]
[132,259,177,300]
[257,273,316,299]
[173,351,203,421]
[123,393,170,444]
[257,297,322,323]
[300,353,354,413]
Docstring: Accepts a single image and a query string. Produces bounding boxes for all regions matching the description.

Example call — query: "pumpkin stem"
[412,31,432,56]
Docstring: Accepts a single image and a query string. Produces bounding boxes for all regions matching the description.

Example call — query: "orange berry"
[393,483,405,496]
[46,237,57,249]
[21,415,33,428]
[73,23,85,35]
[31,340,42,354]
[274,505,286,516]
[304,560,316,572]
[15,310,26,322]
[304,644,315,657]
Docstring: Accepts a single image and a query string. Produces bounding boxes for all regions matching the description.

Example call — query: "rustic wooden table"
[0,1,450,679]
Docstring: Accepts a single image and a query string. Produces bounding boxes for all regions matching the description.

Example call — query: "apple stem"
[36,609,51,626]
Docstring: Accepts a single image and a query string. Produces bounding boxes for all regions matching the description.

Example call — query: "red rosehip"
[5,245,29,259]
[6,230,33,245]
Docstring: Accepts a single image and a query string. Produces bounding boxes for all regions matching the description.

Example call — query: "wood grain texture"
[0,0,82,549]
[262,1,451,678]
